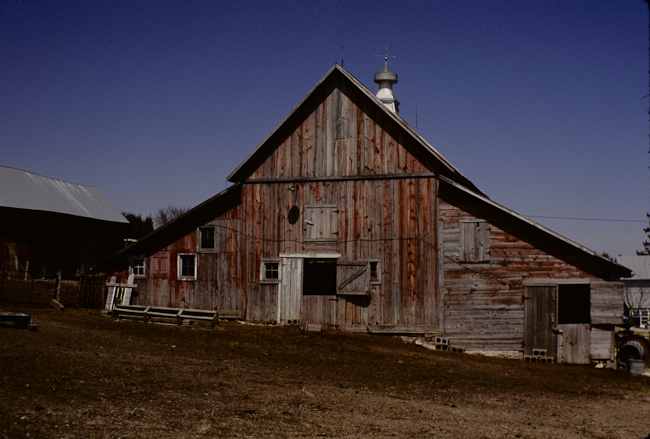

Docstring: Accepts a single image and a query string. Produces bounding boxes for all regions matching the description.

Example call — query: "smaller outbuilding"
[0,166,128,279]
[617,255,650,328]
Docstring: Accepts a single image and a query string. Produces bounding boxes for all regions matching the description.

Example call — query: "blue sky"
[1,1,648,257]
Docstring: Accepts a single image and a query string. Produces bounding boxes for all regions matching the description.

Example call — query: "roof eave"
[97,183,242,273]
[439,175,631,280]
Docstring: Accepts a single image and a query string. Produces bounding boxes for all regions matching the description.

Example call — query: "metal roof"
[0,166,128,223]
[616,255,650,280]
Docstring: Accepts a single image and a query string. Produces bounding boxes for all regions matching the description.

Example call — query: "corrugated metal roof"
[616,255,650,280]
[0,166,128,223]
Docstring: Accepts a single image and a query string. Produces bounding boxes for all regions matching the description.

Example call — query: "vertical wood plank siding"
[126,85,440,330]
[121,81,606,356]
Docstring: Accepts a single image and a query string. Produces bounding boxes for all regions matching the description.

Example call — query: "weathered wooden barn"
[104,64,631,364]
[0,166,128,279]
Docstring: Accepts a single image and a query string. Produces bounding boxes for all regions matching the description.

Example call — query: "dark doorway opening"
[558,284,590,324]
[303,258,336,295]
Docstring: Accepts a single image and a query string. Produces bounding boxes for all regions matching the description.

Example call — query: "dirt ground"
[1,308,649,439]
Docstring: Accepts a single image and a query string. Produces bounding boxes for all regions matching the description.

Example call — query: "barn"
[0,166,128,279]
[103,63,631,364]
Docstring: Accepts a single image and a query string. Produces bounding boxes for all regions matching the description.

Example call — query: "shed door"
[150,252,170,307]
[524,286,557,358]
[278,258,302,325]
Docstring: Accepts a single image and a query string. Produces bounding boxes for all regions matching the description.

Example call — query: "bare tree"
[154,205,189,228]
[637,213,650,255]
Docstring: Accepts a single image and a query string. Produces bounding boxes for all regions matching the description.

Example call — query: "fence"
[0,269,105,308]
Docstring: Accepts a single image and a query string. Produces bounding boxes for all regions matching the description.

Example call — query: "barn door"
[278,257,302,325]
[524,286,557,358]
[556,283,591,364]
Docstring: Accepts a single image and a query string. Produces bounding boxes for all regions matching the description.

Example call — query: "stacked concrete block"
[524,349,554,363]
[434,336,449,350]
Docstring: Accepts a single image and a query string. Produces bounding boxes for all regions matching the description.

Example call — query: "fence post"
[56,271,62,302]
[78,273,84,307]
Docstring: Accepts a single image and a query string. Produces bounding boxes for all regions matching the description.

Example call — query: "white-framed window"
[460,220,490,263]
[130,256,146,278]
[178,254,197,280]
[369,260,381,284]
[260,259,281,284]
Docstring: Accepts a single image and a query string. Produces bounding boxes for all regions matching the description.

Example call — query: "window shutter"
[476,221,490,262]
[590,281,624,325]
[304,205,338,241]
[336,262,370,296]
[460,220,490,263]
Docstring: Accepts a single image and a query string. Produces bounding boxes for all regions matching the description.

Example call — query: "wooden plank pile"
[111,304,218,328]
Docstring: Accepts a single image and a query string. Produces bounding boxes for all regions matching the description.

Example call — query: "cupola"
[374,48,399,115]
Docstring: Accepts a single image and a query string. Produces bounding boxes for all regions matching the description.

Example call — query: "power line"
[214,223,510,285]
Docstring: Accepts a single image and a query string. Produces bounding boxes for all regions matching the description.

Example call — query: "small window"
[178,254,197,280]
[199,227,215,250]
[130,256,146,278]
[369,260,381,284]
[460,220,490,263]
[260,259,281,283]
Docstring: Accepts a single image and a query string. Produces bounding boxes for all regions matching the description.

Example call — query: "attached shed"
[102,64,630,364]
[0,166,128,278]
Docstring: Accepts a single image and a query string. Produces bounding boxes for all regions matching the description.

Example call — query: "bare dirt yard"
[1,308,649,439]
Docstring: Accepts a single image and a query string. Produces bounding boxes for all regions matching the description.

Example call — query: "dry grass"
[1,308,649,438]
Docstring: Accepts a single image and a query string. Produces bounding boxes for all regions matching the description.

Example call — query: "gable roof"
[103,64,629,280]
[0,165,127,224]
[227,64,483,195]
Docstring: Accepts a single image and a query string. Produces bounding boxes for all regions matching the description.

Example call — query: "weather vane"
[376,46,395,68]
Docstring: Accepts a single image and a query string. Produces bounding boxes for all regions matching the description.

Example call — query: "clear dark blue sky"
[1,1,648,256]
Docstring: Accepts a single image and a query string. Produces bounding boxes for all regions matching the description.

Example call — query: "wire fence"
[0,269,105,308]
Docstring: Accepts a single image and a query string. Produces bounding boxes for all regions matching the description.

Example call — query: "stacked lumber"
[111,305,218,328]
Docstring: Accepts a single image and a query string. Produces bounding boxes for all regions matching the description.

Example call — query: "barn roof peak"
[374,47,399,115]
